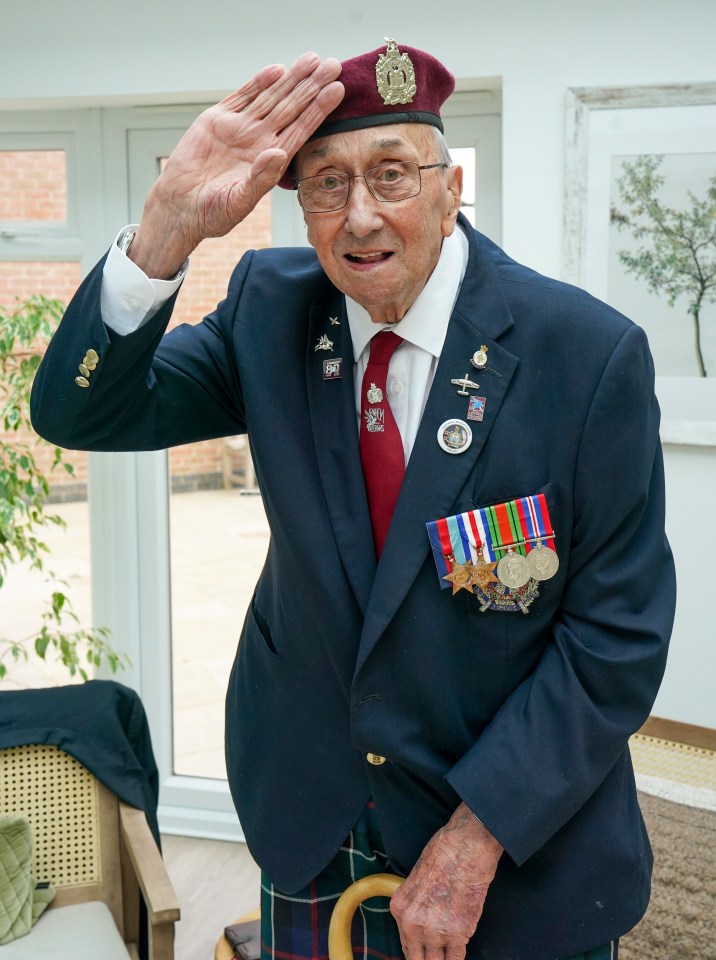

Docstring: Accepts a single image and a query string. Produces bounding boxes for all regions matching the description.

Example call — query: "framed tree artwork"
[564,84,716,444]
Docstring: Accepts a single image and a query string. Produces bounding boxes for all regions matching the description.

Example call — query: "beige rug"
[620,791,716,959]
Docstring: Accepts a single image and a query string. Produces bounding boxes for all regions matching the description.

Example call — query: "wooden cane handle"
[328,873,404,960]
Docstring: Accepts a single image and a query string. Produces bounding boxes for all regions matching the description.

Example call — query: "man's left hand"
[389,803,503,960]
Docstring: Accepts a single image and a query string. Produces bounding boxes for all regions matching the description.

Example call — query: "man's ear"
[442,164,463,237]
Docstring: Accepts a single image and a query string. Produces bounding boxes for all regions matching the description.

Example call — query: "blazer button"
[366,753,386,765]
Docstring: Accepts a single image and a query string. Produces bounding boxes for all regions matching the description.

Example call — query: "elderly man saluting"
[31,39,675,960]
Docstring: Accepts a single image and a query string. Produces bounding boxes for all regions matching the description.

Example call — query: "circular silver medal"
[437,419,473,455]
[527,543,559,581]
[496,551,531,588]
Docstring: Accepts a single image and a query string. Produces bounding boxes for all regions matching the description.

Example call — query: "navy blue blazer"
[31,219,675,960]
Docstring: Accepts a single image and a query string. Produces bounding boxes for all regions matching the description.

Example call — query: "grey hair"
[430,127,453,168]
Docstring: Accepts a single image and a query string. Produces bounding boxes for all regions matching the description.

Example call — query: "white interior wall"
[3,1,715,274]
[2,0,714,726]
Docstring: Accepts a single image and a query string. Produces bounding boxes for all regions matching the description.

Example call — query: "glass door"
[0,112,104,690]
[122,115,273,836]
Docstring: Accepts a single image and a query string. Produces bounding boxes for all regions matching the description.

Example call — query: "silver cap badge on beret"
[376,38,417,105]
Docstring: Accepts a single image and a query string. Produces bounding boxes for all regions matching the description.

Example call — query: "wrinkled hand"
[389,804,503,960]
[130,52,343,277]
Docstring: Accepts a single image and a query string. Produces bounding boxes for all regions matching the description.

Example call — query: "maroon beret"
[279,39,455,189]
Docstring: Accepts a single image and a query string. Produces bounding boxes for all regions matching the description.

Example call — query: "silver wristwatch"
[117,228,136,256]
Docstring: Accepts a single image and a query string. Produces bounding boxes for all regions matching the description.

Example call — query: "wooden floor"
[162,834,261,960]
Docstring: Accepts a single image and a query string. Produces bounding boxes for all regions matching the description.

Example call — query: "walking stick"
[328,873,404,960]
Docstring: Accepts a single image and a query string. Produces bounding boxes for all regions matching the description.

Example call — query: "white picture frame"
[564,84,716,445]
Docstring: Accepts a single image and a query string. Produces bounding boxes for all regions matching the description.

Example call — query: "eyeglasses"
[297,161,448,213]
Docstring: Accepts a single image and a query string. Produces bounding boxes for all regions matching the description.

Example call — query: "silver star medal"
[366,383,383,404]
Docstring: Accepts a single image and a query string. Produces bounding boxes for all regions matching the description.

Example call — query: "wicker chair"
[0,742,179,960]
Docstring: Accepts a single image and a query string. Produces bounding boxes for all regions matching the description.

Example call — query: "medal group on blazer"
[427,494,558,614]
[316,313,558,613]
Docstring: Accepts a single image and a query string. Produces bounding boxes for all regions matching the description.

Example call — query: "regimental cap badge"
[375,39,417,106]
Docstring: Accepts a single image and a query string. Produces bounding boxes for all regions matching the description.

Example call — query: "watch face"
[118,230,136,255]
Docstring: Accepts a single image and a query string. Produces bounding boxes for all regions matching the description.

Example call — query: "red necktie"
[359,331,405,557]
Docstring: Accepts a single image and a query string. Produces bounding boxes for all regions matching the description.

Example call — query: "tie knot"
[368,331,403,366]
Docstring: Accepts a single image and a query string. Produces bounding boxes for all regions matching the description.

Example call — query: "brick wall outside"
[1,164,272,500]
[167,194,272,485]
[0,150,67,221]
[0,260,82,309]
[0,260,88,498]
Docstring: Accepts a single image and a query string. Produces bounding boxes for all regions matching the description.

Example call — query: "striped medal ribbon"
[477,494,558,587]
[426,493,558,596]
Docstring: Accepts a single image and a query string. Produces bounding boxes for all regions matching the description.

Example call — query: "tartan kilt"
[261,802,403,960]
[259,803,618,960]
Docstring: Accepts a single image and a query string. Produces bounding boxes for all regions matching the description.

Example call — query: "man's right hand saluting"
[127,52,343,280]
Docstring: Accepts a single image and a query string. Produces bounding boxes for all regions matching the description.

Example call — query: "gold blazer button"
[366,753,386,765]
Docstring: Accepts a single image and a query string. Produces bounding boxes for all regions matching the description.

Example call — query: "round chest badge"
[437,419,473,455]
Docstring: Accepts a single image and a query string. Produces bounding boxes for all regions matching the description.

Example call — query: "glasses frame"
[296,161,448,213]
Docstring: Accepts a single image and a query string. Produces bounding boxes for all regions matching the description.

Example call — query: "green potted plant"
[0,294,127,681]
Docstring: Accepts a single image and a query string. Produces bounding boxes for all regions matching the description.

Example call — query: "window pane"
[0,500,93,687]
[168,189,272,779]
[0,150,68,222]
[0,260,86,508]
[170,487,269,778]
[0,258,91,688]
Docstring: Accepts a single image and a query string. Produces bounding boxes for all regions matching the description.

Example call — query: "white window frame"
[0,110,105,262]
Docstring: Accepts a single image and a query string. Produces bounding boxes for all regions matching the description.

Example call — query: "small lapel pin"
[470,346,488,370]
[329,316,340,325]
[315,334,334,352]
[451,374,480,396]
[323,358,343,380]
[467,395,487,422]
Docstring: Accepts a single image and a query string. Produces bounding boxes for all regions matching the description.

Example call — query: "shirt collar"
[346,224,469,362]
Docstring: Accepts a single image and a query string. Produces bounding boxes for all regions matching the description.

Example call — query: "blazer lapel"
[306,294,376,615]
[357,228,520,669]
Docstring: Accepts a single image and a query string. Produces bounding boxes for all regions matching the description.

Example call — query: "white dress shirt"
[100,225,468,462]
[347,226,468,463]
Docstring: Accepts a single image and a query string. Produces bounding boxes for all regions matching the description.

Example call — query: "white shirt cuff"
[100,225,188,336]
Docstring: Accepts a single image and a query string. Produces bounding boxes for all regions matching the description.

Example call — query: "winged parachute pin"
[315,334,334,352]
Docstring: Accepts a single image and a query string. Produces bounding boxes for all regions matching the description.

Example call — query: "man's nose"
[343,178,384,236]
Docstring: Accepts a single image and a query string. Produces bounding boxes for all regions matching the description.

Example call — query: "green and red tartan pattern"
[259,803,617,960]
[260,802,403,960]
